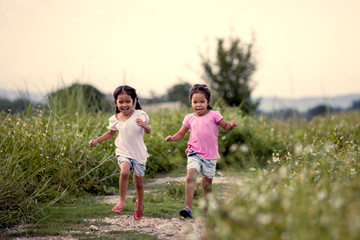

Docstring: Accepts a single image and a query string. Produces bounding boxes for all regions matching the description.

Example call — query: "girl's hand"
[136,119,151,134]
[230,120,238,128]
[89,139,98,147]
[136,119,146,127]
[165,135,174,142]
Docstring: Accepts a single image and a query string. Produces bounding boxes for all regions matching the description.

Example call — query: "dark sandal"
[179,208,193,219]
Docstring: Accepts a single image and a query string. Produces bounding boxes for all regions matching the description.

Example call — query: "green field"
[1,106,359,239]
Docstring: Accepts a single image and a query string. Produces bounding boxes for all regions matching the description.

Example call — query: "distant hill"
[0,88,44,102]
[1,87,359,113]
[257,94,360,112]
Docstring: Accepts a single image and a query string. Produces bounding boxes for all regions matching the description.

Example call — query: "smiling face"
[191,92,210,116]
[115,93,134,116]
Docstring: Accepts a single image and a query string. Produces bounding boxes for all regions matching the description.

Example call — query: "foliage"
[204,112,360,240]
[165,181,202,200]
[200,36,259,114]
[258,108,300,120]
[0,104,289,227]
[47,83,110,115]
[349,99,360,110]
[166,82,192,106]
[215,105,287,169]
[2,96,358,233]
[306,104,342,119]
[0,98,34,114]
[144,108,189,175]
[0,109,118,228]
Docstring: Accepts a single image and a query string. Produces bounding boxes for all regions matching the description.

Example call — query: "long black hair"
[113,85,142,113]
[189,84,212,110]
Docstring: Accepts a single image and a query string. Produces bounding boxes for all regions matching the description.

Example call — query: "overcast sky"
[1,0,359,99]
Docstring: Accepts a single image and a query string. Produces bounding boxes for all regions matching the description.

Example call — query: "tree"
[201,36,259,114]
[306,104,341,119]
[0,98,32,114]
[47,83,106,115]
[349,99,360,111]
[167,82,192,106]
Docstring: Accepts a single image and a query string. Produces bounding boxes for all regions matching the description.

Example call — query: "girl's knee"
[134,180,144,189]
[120,171,130,179]
[202,178,213,191]
[186,176,197,185]
[186,169,198,182]
[133,176,144,188]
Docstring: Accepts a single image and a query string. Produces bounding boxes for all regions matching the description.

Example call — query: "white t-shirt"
[108,110,149,164]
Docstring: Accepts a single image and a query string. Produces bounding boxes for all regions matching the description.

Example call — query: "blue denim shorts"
[117,156,146,177]
[187,151,217,179]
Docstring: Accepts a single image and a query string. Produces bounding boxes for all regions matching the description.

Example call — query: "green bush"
[145,108,189,176]
[165,181,202,200]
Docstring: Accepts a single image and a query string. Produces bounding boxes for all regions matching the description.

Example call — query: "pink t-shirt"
[182,111,223,160]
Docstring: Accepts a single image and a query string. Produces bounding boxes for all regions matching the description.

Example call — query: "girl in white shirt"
[89,85,151,221]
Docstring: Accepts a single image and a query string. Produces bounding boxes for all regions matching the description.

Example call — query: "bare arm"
[89,130,117,147]
[165,125,189,142]
[218,119,237,131]
[135,119,151,134]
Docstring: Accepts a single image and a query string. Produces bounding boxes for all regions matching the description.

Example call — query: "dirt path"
[4,176,243,240]
[3,215,203,240]
[84,215,203,240]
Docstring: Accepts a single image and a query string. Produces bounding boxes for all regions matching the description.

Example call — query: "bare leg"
[117,162,131,207]
[133,174,144,213]
[201,176,213,214]
[202,176,213,198]
[185,168,198,211]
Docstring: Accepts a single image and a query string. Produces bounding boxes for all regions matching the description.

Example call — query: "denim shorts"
[117,156,146,177]
[187,151,217,179]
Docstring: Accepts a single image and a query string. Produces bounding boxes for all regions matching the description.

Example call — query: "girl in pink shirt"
[165,84,237,219]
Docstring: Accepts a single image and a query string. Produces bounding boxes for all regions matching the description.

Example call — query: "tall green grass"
[204,112,360,240]
[0,109,117,228]
[0,104,284,228]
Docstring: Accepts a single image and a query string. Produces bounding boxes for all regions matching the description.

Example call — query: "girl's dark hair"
[113,85,142,113]
[189,84,212,110]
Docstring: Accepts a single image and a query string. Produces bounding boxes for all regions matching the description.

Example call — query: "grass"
[1,104,360,239]
[203,112,360,240]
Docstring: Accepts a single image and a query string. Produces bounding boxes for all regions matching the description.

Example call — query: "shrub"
[204,112,360,240]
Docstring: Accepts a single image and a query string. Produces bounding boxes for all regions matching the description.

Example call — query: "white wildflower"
[256,213,272,225]
[332,197,344,209]
[272,153,280,163]
[295,144,303,154]
[239,144,249,153]
[316,190,327,201]
[229,143,238,152]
